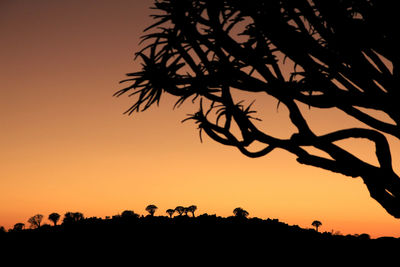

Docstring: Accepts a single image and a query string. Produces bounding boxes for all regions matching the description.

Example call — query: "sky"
[1,0,400,238]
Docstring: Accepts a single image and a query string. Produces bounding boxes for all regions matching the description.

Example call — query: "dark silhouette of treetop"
[188,205,197,217]
[28,214,43,229]
[312,220,322,232]
[116,0,400,218]
[63,212,84,225]
[233,207,249,218]
[166,208,175,218]
[175,206,185,216]
[146,204,158,216]
[48,213,61,226]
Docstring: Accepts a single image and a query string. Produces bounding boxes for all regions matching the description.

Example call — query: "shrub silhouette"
[233,208,249,218]
[121,210,139,219]
[12,223,25,231]
[63,212,84,225]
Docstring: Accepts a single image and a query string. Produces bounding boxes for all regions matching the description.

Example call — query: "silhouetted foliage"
[233,207,249,218]
[63,212,84,225]
[48,213,61,226]
[357,233,371,240]
[12,223,25,231]
[121,210,139,219]
[0,226,6,234]
[116,0,400,218]
[188,205,197,217]
[175,206,185,216]
[166,209,175,218]
[145,204,158,216]
[28,214,43,229]
[312,220,322,232]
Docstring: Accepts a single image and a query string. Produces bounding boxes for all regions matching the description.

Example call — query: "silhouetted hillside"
[2,214,398,247]
[2,214,399,262]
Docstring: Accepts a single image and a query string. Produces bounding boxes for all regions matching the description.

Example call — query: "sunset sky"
[1,0,400,238]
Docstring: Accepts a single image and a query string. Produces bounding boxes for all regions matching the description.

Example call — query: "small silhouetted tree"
[28,214,43,229]
[166,209,175,218]
[188,205,197,217]
[116,0,400,219]
[175,206,185,216]
[13,223,25,231]
[312,220,322,232]
[145,204,158,216]
[0,226,6,233]
[48,213,60,226]
[183,207,189,216]
[233,208,249,218]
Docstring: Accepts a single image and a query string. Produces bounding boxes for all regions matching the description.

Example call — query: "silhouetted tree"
[175,206,185,216]
[312,220,322,232]
[166,209,175,218]
[63,212,84,225]
[183,207,189,216]
[13,223,25,231]
[188,205,197,217]
[0,226,6,234]
[233,208,249,218]
[358,233,371,240]
[28,214,43,229]
[116,0,400,218]
[121,210,139,219]
[48,213,61,226]
[145,204,158,216]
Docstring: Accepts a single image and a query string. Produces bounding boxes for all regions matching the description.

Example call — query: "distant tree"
[48,212,61,226]
[233,208,249,218]
[63,212,84,225]
[121,210,139,219]
[183,207,189,216]
[358,233,371,240]
[188,205,197,217]
[13,223,25,231]
[116,0,400,219]
[0,226,5,233]
[312,220,322,232]
[166,209,175,218]
[175,206,185,216]
[28,214,43,229]
[145,204,158,216]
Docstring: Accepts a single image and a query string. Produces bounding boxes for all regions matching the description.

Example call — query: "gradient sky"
[1,0,400,238]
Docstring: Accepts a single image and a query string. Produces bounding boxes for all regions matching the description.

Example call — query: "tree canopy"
[116,0,400,218]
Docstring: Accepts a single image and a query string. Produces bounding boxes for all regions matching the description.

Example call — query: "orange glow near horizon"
[1,0,400,238]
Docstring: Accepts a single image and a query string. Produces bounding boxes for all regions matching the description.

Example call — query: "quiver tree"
[48,213,61,226]
[146,204,158,216]
[166,209,175,218]
[175,206,185,216]
[116,0,400,218]
[28,214,43,229]
[312,220,322,232]
[188,205,197,217]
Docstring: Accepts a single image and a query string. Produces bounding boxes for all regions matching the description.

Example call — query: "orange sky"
[1,0,400,238]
